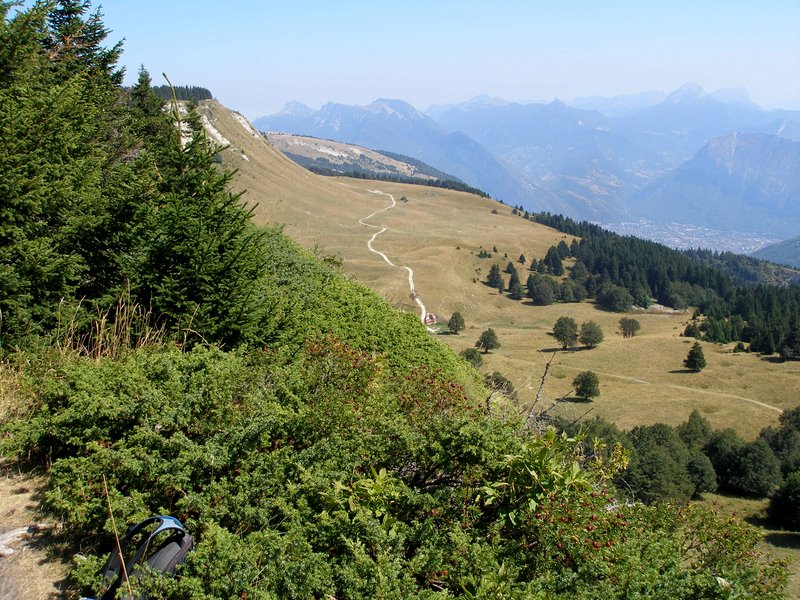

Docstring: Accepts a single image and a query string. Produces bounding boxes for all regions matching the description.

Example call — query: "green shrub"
[769,471,800,529]
[2,344,788,598]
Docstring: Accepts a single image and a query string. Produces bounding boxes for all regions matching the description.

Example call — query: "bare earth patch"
[0,465,68,599]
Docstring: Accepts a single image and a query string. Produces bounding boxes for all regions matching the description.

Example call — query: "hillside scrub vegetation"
[0,3,790,598]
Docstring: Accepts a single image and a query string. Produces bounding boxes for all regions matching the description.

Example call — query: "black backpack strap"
[98,516,192,600]
[100,516,165,584]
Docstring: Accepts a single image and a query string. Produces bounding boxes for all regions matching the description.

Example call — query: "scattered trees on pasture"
[475,328,500,353]
[619,317,641,338]
[572,371,600,400]
[684,341,707,372]
[448,311,465,334]
[486,263,504,293]
[578,321,604,348]
[460,347,483,367]
[769,471,800,529]
[553,316,578,349]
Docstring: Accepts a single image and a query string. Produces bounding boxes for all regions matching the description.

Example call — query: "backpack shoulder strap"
[100,516,164,583]
[98,516,191,599]
[123,516,190,574]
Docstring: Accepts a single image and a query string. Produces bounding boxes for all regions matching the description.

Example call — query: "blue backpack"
[93,516,194,600]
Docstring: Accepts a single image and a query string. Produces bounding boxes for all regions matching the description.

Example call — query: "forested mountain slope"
[632,133,800,238]
[753,235,800,269]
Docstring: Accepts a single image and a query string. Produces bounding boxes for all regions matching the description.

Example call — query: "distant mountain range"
[631,133,800,238]
[253,99,546,211]
[433,98,659,220]
[254,85,800,249]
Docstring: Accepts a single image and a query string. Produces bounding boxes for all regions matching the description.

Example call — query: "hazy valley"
[255,84,800,255]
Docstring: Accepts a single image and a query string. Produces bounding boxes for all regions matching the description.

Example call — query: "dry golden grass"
[0,360,38,432]
[200,99,800,442]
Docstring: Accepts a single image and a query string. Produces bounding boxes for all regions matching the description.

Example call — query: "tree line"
[528,212,800,359]
[150,84,213,101]
[299,163,491,197]
[0,2,269,350]
[483,241,642,313]
[553,407,800,529]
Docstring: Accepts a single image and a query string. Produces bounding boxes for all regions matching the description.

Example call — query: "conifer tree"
[509,280,525,300]
[43,0,123,84]
[684,341,707,372]
[508,265,520,291]
[487,263,503,288]
[134,103,270,346]
[544,246,564,276]
[0,2,123,341]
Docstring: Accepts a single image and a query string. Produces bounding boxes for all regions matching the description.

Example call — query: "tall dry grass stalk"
[55,292,168,361]
[103,474,134,600]
[0,359,28,426]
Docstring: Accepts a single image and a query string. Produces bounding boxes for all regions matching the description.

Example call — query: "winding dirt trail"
[356,189,432,329]
[557,363,783,414]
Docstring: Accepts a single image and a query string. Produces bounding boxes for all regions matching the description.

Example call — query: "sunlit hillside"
[197,100,799,440]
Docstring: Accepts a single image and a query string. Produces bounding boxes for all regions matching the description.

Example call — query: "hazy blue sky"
[99,0,800,119]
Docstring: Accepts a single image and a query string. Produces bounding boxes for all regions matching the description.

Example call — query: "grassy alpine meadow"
[440,299,796,440]
[204,100,799,442]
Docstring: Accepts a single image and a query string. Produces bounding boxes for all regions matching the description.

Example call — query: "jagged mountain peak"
[710,87,758,108]
[364,98,426,120]
[665,83,707,104]
[278,101,316,117]
[548,98,569,109]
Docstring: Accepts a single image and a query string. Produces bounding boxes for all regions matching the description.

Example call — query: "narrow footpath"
[357,189,433,330]
[556,363,783,414]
